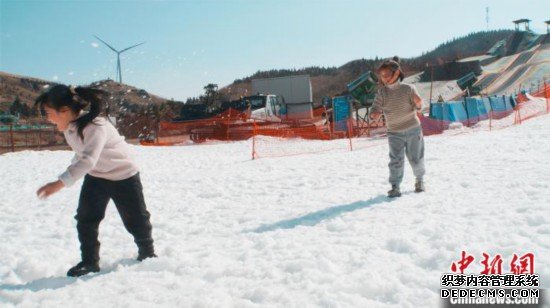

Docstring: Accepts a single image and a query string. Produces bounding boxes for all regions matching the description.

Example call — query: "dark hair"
[34,84,106,140]
[377,56,405,82]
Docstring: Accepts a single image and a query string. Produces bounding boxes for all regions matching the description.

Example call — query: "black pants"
[76,173,154,263]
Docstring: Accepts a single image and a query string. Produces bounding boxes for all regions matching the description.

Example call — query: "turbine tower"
[486,7,490,31]
[94,35,145,84]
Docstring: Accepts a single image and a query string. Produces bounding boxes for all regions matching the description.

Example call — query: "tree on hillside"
[229,29,514,84]
[9,97,31,118]
[414,29,513,67]
[164,100,183,118]
[204,83,218,97]
[201,83,229,112]
[203,83,219,112]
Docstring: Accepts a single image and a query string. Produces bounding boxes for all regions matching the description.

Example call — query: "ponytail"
[391,56,405,81]
[34,84,107,140]
[73,87,105,140]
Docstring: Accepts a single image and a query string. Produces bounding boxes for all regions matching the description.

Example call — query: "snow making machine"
[346,71,385,135]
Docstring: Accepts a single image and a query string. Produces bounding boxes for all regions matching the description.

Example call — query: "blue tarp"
[443,101,469,122]
[430,101,468,122]
[489,95,515,111]
[429,103,443,120]
[429,96,514,122]
[464,97,488,119]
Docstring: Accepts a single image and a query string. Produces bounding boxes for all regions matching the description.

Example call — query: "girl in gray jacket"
[35,85,156,277]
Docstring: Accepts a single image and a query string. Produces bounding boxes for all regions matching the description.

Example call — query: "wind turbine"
[94,35,145,84]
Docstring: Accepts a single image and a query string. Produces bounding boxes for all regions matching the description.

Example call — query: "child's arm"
[369,88,384,120]
[36,125,107,199]
[58,125,107,187]
[411,86,423,110]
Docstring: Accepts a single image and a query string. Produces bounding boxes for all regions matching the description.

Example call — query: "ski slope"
[1,112,550,307]
[481,41,550,96]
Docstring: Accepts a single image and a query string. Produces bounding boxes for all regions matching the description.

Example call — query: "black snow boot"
[67,261,100,277]
[137,252,157,261]
[415,179,425,193]
[137,246,157,261]
[387,185,402,198]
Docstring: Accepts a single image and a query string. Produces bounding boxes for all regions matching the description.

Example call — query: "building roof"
[513,19,531,24]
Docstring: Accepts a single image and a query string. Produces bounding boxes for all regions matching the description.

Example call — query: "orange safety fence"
[139,79,549,160]
[3,81,546,158]
[252,81,549,159]
[143,106,332,146]
[0,121,62,154]
[247,106,391,158]
[140,107,251,145]
[516,80,550,103]
[251,118,352,159]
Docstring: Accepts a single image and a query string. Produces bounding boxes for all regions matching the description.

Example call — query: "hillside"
[0,72,176,116]
[0,72,53,115]
[220,30,516,103]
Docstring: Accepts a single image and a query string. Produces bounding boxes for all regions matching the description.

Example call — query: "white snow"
[1,111,549,307]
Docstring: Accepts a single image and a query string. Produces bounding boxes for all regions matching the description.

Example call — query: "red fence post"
[156,121,160,145]
[226,120,229,141]
[485,95,493,132]
[38,123,42,150]
[545,79,549,114]
[9,124,15,152]
[251,120,257,160]
[489,107,493,131]
[347,118,353,152]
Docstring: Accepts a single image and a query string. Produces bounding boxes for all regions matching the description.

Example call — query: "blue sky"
[1,0,549,101]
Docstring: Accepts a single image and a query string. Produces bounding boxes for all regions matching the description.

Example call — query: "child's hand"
[369,111,382,122]
[37,180,65,199]
[413,93,423,110]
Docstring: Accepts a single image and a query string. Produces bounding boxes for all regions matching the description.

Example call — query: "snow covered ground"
[1,112,550,307]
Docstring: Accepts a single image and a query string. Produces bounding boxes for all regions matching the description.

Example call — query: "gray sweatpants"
[387,125,425,186]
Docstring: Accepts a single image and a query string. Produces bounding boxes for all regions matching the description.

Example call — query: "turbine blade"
[93,35,119,53]
[120,41,146,53]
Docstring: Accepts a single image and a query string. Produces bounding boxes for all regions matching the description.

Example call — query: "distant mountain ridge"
[219,29,517,102]
[2,29,542,139]
[0,73,171,112]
